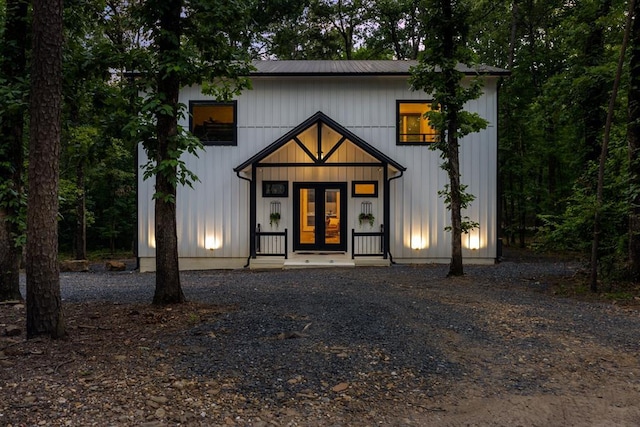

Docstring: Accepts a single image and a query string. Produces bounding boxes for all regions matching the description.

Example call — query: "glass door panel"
[324,189,340,244]
[293,183,347,252]
[299,188,315,245]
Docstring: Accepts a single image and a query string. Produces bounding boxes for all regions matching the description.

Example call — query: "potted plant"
[269,212,281,227]
[358,212,375,227]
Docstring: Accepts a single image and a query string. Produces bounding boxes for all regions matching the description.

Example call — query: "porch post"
[250,164,257,258]
[383,163,389,259]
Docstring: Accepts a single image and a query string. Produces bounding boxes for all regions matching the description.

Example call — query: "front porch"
[234,111,406,267]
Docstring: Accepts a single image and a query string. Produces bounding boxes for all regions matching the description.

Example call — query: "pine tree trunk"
[26,0,65,338]
[0,0,28,302]
[628,0,640,282]
[152,0,185,305]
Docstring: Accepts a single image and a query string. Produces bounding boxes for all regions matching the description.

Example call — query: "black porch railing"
[255,224,288,258]
[352,224,385,259]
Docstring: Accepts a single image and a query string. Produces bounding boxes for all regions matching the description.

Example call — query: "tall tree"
[26,0,65,338]
[133,0,252,304]
[0,0,28,301]
[411,0,487,276]
[151,0,184,303]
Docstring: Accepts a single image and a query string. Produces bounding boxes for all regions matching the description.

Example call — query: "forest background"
[1,0,639,285]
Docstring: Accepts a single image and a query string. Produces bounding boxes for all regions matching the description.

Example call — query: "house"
[137,60,507,271]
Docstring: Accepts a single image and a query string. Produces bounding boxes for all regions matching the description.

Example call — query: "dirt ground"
[1,263,640,426]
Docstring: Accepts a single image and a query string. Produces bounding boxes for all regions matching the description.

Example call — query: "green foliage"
[88,137,136,251]
[269,212,281,227]
[438,184,479,234]
[358,212,375,227]
[125,0,254,204]
[0,0,29,254]
[536,134,630,279]
[131,97,204,200]
[364,0,424,60]
[468,0,631,260]
[0,177,26,248]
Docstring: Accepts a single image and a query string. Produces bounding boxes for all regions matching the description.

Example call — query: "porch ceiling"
[234,111,406,173]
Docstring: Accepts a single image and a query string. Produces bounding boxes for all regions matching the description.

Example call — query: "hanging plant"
[358,212,375,227]
[269,212,281,227]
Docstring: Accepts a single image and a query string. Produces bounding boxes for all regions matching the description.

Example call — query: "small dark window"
[263,181,289,197]
[190,101,237,146]
[352,181,378,198]
[397,101,437,145]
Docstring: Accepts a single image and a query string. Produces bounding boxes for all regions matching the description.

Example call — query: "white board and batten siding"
[138,73,499,271]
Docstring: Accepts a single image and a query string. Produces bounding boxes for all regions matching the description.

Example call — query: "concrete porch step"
[249,253,389,269]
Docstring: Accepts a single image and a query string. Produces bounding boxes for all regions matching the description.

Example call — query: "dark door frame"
[293,182,348,252]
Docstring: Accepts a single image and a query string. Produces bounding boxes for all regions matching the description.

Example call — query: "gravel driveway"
[9,259,640,426]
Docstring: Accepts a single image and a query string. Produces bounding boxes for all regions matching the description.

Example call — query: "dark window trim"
[189,100,237,146]
[262,181,289,197]
[396,100,436,146]
[352,180,378,198]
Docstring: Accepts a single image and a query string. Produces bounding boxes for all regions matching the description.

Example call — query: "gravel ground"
[6,258,640,426]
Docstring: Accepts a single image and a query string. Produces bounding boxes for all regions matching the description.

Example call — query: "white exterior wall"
[138,75,499,270]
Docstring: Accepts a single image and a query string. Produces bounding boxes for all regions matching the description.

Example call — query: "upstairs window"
[190,101,237,146]
[397,101,437,145]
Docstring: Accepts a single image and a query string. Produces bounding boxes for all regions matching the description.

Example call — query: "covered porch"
[234,111,405,268]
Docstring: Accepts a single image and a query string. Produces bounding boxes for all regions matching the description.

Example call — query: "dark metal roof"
[234,111,406,173]
[251,60,509,76]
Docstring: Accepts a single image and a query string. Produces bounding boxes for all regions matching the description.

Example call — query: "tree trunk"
[26,0,65,338]
[628,0,640,282]
[0,0,28,302]
[447,110,464,276]
[152,0,186,305]
[74,162,87,260]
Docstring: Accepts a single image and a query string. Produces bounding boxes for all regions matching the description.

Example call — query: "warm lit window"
[190,101,237,146]
[397,101,437,145]
[352,181,378,197]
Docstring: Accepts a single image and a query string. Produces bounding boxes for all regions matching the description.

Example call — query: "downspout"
[386,169,404,264]
[496,77,504,262]
[236,170,253,267]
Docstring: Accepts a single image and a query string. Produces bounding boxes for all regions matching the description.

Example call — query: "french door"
[293,182,347,252]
